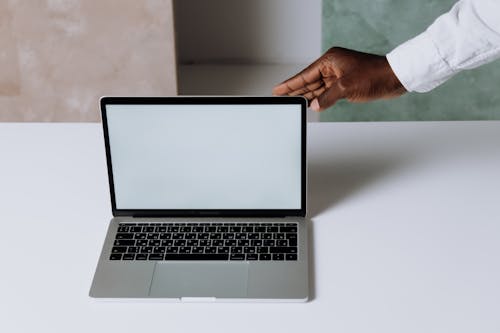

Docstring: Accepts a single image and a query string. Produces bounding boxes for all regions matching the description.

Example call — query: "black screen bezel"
[101,96,306,218]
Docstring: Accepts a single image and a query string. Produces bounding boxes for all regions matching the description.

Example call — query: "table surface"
[1,121,499,333]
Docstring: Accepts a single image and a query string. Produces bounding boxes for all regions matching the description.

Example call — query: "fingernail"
[311,99,319,111]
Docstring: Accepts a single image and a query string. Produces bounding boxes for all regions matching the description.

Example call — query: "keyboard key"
[246,253,258,260]
[149,254,164,260]
[272,253,285,260]
[116,233,134,239]
[286,254,298,261]
[164,254,228,260]
[248,233,260,239]
[212,239,224,246]
[237,239,249,247]
[217,246,229,254]
[288,238,298,246]
[135,253,148,260]
[251,240,262,247]
[267,227,279,232]
[140,246,153,253]
[255,226,266,232]
[179,246,192,254]
[117,226,129,232]
[111,246,127,253]
[192,247,204,254]
[199,240,210,247]
[114,239,135,246]
[280,226,297,233]
[153,246,165,253]
[166,246,178,253]
[273,233,285,240]
[135,233,147,240]
[110,253,122,260]
[127,246,139,253]
[277,239,288,246]
[270,247,297,253]
[262,233,272,240]
[148,240,161,247]
[186,239,198,247]
[257,247,269,253]
[231,247,243,254]
[122,253,135,260]
[136,240,148,247]
[263,240,275,246]
[244,247,256,254]
[230,253,245,260]
[259,254,271,261]
[205,247,217,254]
[174,240,186,247]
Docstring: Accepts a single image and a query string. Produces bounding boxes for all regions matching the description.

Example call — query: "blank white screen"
[106,104,302,209]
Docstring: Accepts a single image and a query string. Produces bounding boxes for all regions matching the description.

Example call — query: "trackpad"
[149,262,249,298]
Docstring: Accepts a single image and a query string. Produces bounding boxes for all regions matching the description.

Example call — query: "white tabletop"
[1,121,499,332]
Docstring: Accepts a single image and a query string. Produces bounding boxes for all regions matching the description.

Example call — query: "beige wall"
[0,0,177,122]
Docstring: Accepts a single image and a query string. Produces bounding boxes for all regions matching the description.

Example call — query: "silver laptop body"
[90,96,309,301]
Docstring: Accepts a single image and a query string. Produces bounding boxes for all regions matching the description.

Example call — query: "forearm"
[386,0,500,93]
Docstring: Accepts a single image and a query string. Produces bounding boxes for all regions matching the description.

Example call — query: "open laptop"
[90,96,309,301]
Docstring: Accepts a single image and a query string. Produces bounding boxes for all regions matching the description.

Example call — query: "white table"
[1,121,499,333]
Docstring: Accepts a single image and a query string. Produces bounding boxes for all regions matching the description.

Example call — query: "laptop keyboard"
[109,222,298,261]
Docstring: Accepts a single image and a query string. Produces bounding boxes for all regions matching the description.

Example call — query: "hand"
[272,47,407,111]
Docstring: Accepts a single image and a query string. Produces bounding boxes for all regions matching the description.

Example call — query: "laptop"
[90,96,309,301]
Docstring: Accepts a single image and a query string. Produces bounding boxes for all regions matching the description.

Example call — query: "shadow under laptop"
[305,121,491,218]
[306,155,412,301]
[307,155,412,218]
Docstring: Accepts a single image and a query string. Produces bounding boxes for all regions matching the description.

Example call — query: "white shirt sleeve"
[386,0,500,93]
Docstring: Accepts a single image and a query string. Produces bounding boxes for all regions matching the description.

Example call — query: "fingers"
[272,61,324,96]
[287,80,324,96]
[303,86,326,100]
[310,84,344,112]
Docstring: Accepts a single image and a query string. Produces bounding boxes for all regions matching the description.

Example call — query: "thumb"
[311,84,344,112]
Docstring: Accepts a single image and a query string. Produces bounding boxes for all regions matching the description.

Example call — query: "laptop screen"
[104,99,304,213]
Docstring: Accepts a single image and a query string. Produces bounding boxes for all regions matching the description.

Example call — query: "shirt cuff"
[386,31,455,93]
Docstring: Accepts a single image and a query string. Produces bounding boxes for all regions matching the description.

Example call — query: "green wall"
[321,0,500,121]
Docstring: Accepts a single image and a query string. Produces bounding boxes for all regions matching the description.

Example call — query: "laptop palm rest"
[149,262,249,298]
